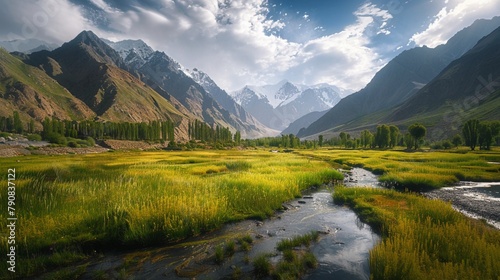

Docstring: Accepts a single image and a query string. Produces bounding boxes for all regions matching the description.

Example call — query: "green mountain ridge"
[0,48,95,127]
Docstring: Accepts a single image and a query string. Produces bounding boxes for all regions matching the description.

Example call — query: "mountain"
[281,110,329,136]
[186,68,278,138]
[23,31,188,135]
[232,81,342,130]
[383,25,500,138]
[106,39,276,138]
[0,38,59,54]
[299,16,500,138]
[0,48,95,127]
[103,39,154,69]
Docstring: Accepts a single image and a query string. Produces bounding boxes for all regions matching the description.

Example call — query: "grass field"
[298,148,500,190]
[334,187,500,280]
[0,150,342,278]
[1,148,499,278]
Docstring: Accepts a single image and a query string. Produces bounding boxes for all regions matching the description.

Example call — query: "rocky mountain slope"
[24,31,186,125]
[106,39,276,138]
[186,68,278,137]
[0,48,95,128]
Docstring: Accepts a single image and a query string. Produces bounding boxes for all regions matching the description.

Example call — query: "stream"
[70,169,380,279]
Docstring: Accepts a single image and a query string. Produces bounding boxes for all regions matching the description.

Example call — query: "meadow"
[298,148,500,190]
[0,150,342,278]
[1,147,499,278]
[334,187,500,280]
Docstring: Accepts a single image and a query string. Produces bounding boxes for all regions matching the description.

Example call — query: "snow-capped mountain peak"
[103,39,154,68]
[185,68,215,93]
[275,82,300,103]
[231,81,344,130]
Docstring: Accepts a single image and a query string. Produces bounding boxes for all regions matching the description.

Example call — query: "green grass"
[253,232,320,279]
[334,186,500,280]
[276,231,319,251]
[299,148,500,190]
[0,150,342,278]
[253,254,272,278]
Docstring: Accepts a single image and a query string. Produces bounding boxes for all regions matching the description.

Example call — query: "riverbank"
[424,182,500,229]
[334,186,500,279]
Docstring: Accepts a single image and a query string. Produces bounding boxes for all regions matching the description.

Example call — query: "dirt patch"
[32,146,109,155]
[0,144,109,157]
[0,145,31,157]
[0,139,168,157]
[100,140,164,150]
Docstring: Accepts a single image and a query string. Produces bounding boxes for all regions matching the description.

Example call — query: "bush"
[46,133,67,145]
[27,134,42,141]
[431,142,444,150]
[442,140,452,149]
[85,137,95,146]
[67,141,78,148]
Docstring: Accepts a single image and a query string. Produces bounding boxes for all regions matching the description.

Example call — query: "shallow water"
[342,168,381,188]
[199,186,379,279]
[471,184,500,199]
[442,181,500,201]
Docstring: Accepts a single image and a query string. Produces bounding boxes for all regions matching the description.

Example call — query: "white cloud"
[280,3,392,90]
[410,0,500,47]
[0,0,393,92]
[0,0,92,43]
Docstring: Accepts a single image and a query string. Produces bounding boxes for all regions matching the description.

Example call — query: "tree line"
[0,112,242,146]
[332,123,426,150]
[40,117,176,143]
[188,119,234,143]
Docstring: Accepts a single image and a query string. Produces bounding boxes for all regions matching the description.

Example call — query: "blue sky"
[0,0,499,92]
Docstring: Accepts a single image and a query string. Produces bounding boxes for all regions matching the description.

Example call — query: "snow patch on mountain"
[103,39,154,68]
[231,80,344,110]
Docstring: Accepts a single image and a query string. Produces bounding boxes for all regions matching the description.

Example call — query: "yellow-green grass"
[298,148,500,190]
[334,187,500,280]
[0,150,342,277]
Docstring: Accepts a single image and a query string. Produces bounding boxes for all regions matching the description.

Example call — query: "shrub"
[442,140,452,149]
[27,134,42,141]
[86,137,96,146]
[46,133,67,145]
[67,141,78,148]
